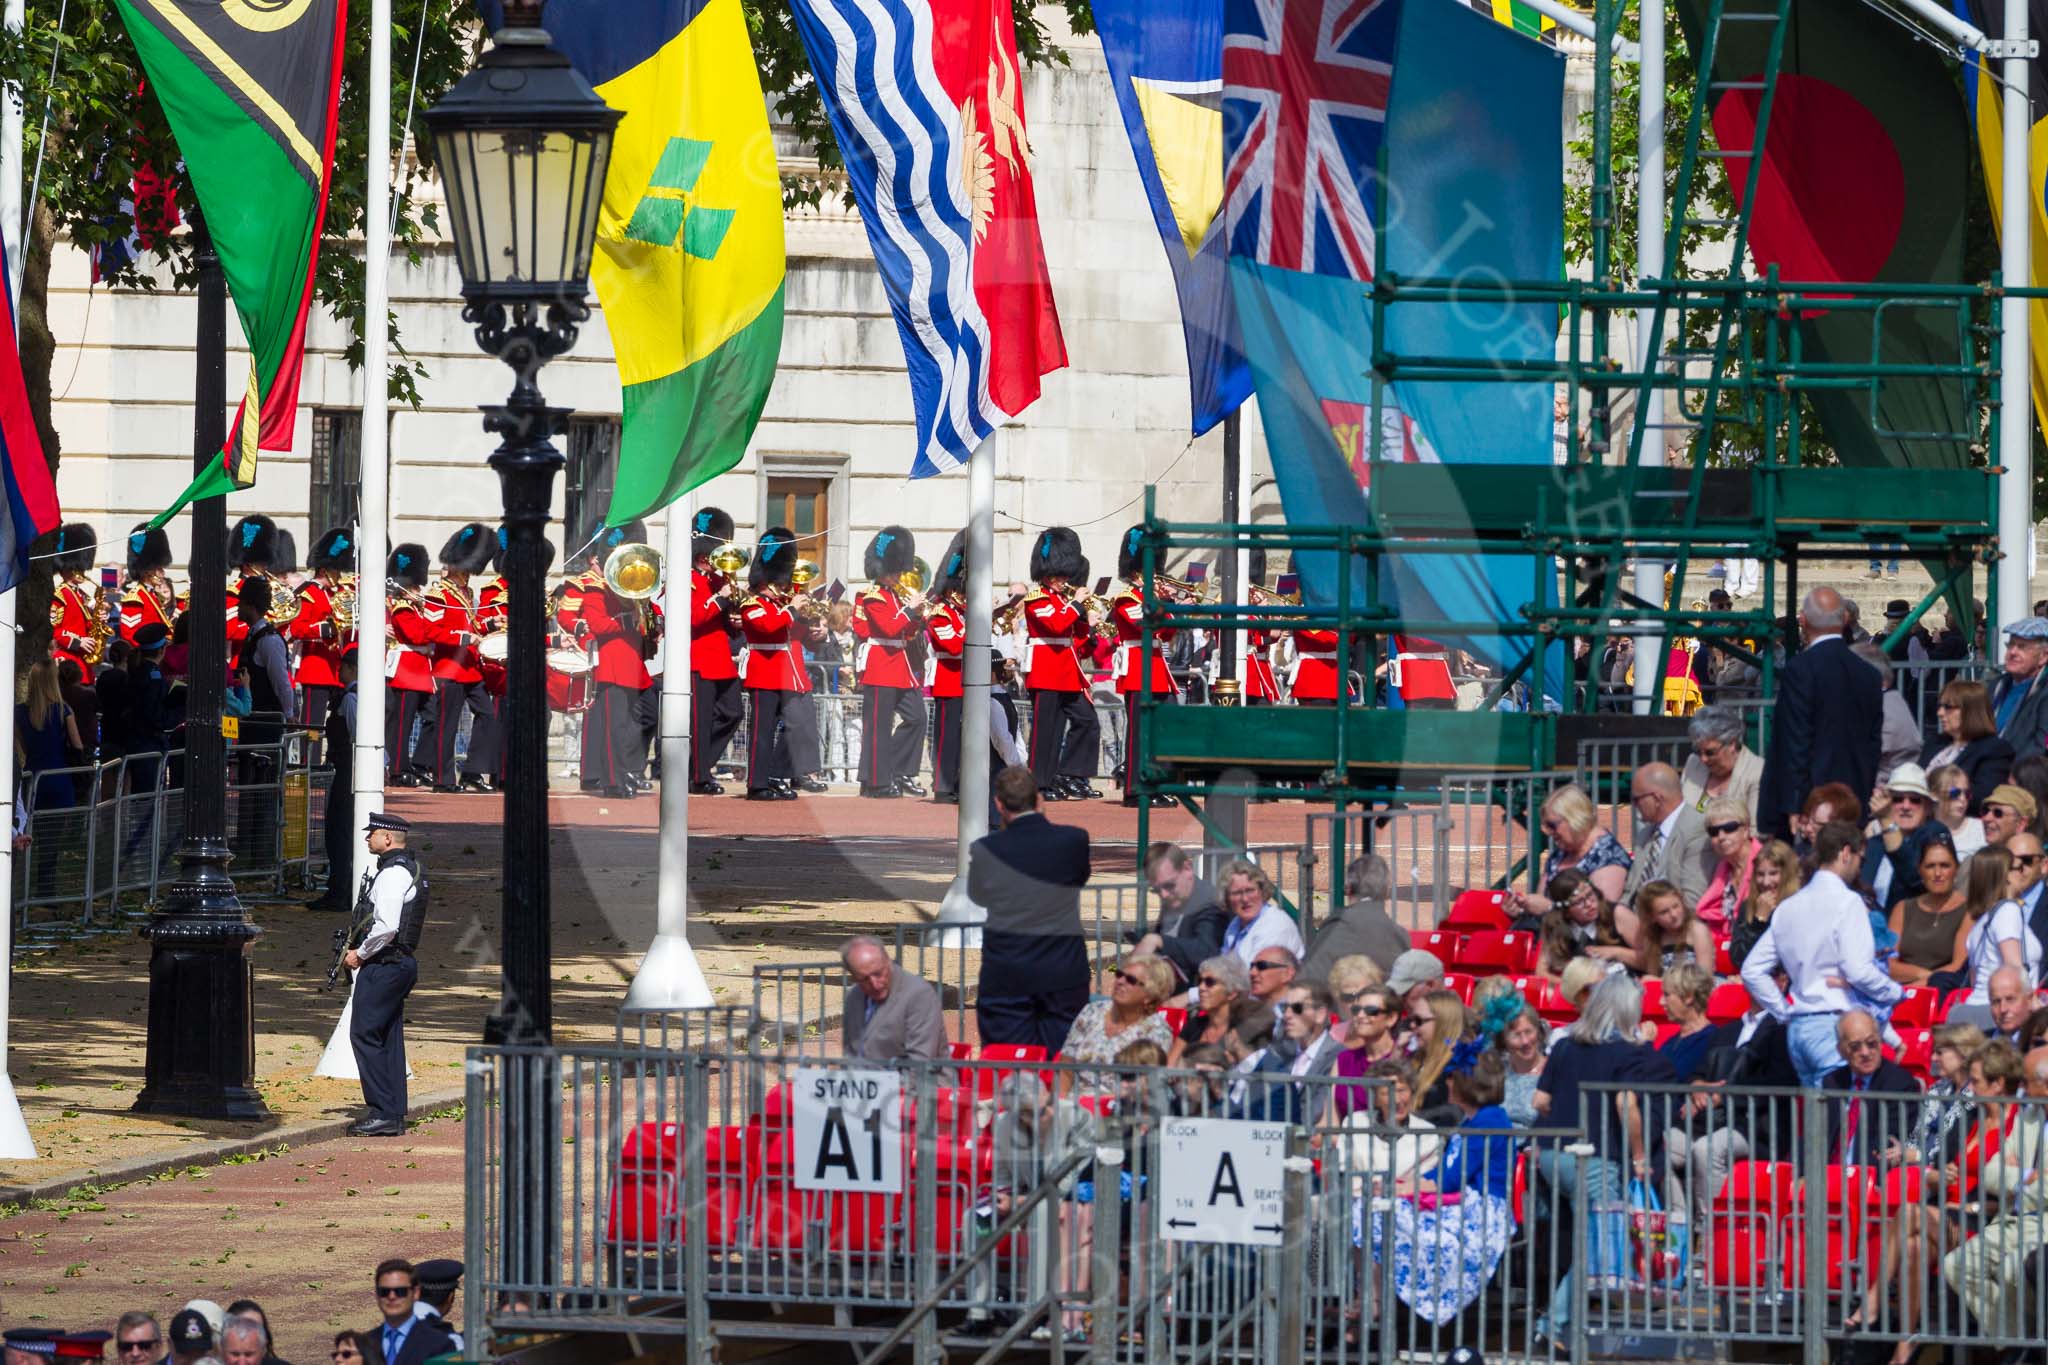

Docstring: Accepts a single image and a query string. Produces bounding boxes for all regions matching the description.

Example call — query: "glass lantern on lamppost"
[423,0,617,1304]
[423,0,616,1055]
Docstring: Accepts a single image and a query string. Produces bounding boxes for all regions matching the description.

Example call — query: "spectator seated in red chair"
[1694,795,1762,934]
[1168,954,1254,1067]
[1056,955,1176,1089]
[1534,869,1633,987]
[840,935,947,1063]
[1623,880,1718,983]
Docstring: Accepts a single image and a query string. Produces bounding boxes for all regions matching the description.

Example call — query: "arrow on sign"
[1254,1224,1285,1234]
[1165,1218,1200,1229]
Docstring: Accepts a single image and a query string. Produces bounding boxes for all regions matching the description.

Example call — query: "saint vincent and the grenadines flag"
[115,0,346,527]
[479,0,785,524]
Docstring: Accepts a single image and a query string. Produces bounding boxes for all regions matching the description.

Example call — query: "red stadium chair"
[755,1130,898,1254]
[1411,929,1466,961]
[1458,930,1537,977]
[1654,1022,1682,1046]
[1895,1028,1935,1081]
[1705,1161,1795,1289]
[1444,971,1477,1004]
[973,1043,1050,1099]
[1161,1007,1188,1038]
[1706,981,1751,1025]
[948,1041,974,1062]
[605,1121,749,1251]
[1937,988,1973,1023]
[1444,889,1511,933]
[1639,979,1666,1022]
[1515,975,1576,1024]
[1714,941,1736,976]
[1892,987,1937,1031]
[1782,1166,1881,1292]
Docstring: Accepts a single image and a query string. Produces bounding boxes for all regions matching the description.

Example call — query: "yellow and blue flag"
[1958,0,2048,447]
[1094,0,1251,436]
[479,0,786,524]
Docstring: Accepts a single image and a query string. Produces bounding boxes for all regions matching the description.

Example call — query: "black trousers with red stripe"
[1029,688,1099,787]
[746,687,820,789]
[417,677,500,783]
[691,674,744,784]
[387,687,429,779]
[1120,690,1176,797]
[931,694,962,795]
[860,683,926,790]
[587,682,648,789]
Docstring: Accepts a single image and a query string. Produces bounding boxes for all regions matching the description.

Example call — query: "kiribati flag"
[0,239,59,594]
[790,0,1066,478]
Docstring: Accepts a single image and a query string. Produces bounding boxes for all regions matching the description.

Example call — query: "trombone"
[1151,572,1215,602]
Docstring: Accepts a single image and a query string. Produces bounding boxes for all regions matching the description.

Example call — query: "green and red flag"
[114,0,348,525]
[1676,0,1973,470]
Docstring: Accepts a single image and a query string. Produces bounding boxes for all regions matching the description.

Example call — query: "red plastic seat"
[1444,889,1510,933]
[1411,929,1466,961]
[1706,981,1751,1024]
[1512,974,1576,1024]
[605,1121,749,1250]
[1895,1028,1935,1081]
[947,1041,974,1062]
[1892,987,1937,1030]
[754,1130,898,1253]
[1654,1021,1682,1046]
[1458,930,1536,977]
[972,1043,1049,1098]
[1714,940,1736,976]
[1444,971,1477,1004]
[1511,1151,1529,1225]
[1937,988,1973,1023]
[1706,1161,1796,1289]
[1639,979,1666,1022]
[1160,1006,1188,1037]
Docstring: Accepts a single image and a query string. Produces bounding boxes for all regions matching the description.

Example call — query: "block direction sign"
[1157,1116,1288,1246]
[791,1067,904,1194]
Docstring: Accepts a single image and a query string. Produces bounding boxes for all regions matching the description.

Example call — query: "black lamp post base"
[133,838,272,1121]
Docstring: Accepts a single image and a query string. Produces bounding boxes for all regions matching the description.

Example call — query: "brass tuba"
[330,574,358,632]
[603,541,663,640]
[708,542,749,577]
[261,570,302,627]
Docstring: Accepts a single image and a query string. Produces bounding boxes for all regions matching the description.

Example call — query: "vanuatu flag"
[115,0,347,525]
[1677,0,1972,470]
[481,0,785,524]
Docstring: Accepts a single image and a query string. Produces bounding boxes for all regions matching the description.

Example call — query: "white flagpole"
[0,0,37,1158]
[935,431,995,939]
[323,0,392,1076]
[624,501,712,1009]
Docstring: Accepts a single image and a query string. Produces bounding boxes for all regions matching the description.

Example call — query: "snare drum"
[545,647,595,713]
[478,631,510,662]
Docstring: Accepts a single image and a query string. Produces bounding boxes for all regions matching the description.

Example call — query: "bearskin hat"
[492,526,556,576]
[126,524,171,579]
[863,525,915,582]
[271,527,300,576]
[310,527,356,573]
[1030,527,1083,584]
[389,542,430,590]
[50,523,97,576]
[1117,524,1154,585]
[690,506,735,562]
[935,529,969,597]
[228,514,278,570]
[750,526,798,591]
[584,518,647,566]
[1077,555,1093,590]
[1247,544,1268,587]
[440,522,495,574]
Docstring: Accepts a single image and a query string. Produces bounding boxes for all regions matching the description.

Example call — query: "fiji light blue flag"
[1381,0,1563,462]
[1094,0,1251,436]
[1226,0,1564,687]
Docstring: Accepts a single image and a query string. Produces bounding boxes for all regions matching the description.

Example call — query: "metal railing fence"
[11,717,328,940]
[1574,736,1690,847]
[463,1043,1600,1364]
[1438,771,1575,898]
[1302,808,1451,932]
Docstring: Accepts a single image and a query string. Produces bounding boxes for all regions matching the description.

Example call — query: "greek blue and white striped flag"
[788,0,1002,478]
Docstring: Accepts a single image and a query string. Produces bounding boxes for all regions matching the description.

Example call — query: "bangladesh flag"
[1677,0,1972,470]
[115,0,348,524]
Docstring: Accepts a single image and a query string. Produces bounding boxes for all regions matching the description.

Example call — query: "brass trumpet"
[898,556,933,595]
[1152,573,1215,602]
[792,558,821,589]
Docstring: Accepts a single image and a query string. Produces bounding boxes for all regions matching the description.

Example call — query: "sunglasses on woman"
[1350,1003,1389,1017]
[1706,821,1745,837]
[1197,975,1223,988]
[1114,970,1147,988]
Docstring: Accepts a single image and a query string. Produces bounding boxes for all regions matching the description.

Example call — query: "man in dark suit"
[370,1259,456,1365]
[841,935,947,1061]
[1133,841,1227,990]
[1248,981,1343,1123]
[1822,1010,1921,1165]
[970,765,1091,1054]
[1760,587,1883,840]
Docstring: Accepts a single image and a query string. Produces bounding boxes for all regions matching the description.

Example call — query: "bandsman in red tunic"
[1289,622,1346,704]
[1390,634,1457,710]
[48,524,100,673]
[225,514,288,647]
[925,530,969,804]
[739,527,822,800]
[385,542,438,785]
[1022,527,1100,800]
[1111,524,1180,807]
[414,522,500,792]
[856,525,928,798]
[687,505,745,795]
[1243,547,1281,705]
[119,525,180,647]
[291,526,356,736]
[572,520,652,796]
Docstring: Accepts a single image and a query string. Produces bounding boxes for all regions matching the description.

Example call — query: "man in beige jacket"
[1942,1046,2048,1340]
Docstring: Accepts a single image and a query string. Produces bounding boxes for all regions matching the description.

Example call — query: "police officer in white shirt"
[344,812,429,1136]
[1740,819,1902,1086]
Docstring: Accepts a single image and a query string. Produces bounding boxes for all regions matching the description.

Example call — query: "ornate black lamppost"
[134,211,270,1121]
[423,0,617,1291]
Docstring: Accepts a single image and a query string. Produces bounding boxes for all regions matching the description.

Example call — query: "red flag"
[933,0,1067,416]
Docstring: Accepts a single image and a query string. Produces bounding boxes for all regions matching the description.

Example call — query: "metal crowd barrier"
[1577,1078,2048,1362]
[1890,657,1990,743]
[1438,771,1574,898]
[1574,736,1689,847]
[1301,808,1451,932]
[463,1043,1596,1364]
[11,717,322,940]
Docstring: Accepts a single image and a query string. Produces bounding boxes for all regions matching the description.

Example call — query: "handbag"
[1627,1178,1689,1286]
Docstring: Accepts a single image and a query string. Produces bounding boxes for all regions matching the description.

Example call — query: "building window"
[766,475,831,560]
[309,408,361,535]
[563,415,622,559]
